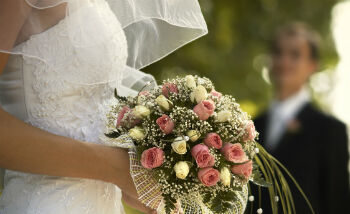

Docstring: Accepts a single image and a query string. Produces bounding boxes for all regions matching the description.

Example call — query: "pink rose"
[193,100,215,120]
[116,106,140,128]
[210,89,222,99]
[139,91,150,96]
[116,106,130,127]
[141,147,164,169]
[231,160,253,179]
[221,143,247,163]
[156,114,175,134]
[191,144,215,168]
[116,106,141,128]
[204,133,223,149]
[198,167,220,186]
[162,83,179,98]
[243,121,256,142]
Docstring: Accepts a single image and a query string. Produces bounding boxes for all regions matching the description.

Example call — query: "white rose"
[133,105,150,119]
[155,95,172,111]
[217,110,232,122]
[186,130,201,142]
[129,126,146,140]
[174,161,190,179]
[220,167,231,186]
[185,75,196,89]
[171,137,187,154]
[191,85,208,103]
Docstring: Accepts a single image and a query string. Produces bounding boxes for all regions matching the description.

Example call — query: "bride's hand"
[122,191,157,214]
[0,107,139,199]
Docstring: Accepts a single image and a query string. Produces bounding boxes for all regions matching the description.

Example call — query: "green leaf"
[210,196,223,213]
[114,88,128,102]
[203,193,211,204]
[251,167,273,187]
[104,131,121,138]
[223,191,237,201]
[163,196,176,214]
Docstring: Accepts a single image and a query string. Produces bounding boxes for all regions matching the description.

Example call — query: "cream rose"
[172,137,187,154]
[216,110,232,122]
[155,95,172,111]
[191,85,208,103]
[129,126,146,140]
[133,105,150,119]
[220,167,231,186]
[185,75,196,89]
[187,130,201,142]
[174,161,190,179]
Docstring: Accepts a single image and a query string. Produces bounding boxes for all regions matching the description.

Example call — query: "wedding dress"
[0,0,207,213]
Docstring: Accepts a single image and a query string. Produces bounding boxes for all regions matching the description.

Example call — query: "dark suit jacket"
[249,103,350,214]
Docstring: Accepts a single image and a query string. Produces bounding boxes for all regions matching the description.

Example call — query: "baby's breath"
[104,75,260,214]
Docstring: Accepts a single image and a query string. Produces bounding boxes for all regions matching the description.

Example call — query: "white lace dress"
[0,1,128,214]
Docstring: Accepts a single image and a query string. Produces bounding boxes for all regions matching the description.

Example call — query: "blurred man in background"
[253,23,350,213]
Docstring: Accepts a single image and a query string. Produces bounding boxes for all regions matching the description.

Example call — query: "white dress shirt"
[266,87,311,151]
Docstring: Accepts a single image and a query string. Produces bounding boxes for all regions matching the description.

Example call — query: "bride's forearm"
[0,107,137,197]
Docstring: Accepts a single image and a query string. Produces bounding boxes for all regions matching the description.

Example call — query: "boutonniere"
[286,119,301,134]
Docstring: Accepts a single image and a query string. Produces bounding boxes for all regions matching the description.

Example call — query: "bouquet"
[101,75,313,214]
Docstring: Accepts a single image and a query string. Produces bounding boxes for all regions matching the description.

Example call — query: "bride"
[0,0,207,213]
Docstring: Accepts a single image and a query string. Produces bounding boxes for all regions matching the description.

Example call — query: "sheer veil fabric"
[0,0,207,205]
[1,0,207,85]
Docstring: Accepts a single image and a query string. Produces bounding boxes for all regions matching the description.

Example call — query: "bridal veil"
[0,0,207,192]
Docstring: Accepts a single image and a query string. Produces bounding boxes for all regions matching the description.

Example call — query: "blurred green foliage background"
[144,0,340,118]
[126,0,342,213]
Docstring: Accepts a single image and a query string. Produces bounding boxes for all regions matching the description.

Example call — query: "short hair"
[270,22,321,62]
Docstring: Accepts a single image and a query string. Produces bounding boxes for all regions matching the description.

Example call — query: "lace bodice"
[0,1,127,213]
[3,1,127,143]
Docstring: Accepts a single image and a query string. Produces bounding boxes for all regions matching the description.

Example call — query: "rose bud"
[141,147,164,169]
[210,89,222,100]
[204,133,223,149]
[129,126,146,140]
[187,130,201,142]
[133,105,151,119]
[185,75,197,89]
[221,143,248,163]
[172,137,187,154]
[191,144,215,168]
[231,160,253,179]
[243,120,257,142]
[156,114,175,134]
[191,85,208,103]
[162,82,178,98]
[155,95,172,111]
[216,110,232,122]
[193,100,215,121]
[220,167,231,186]
[174,161,190,179]
[198,167,220,187]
